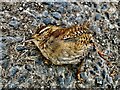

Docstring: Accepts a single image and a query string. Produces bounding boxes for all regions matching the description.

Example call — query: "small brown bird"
[32,22,93,64]
[31,21,110,80]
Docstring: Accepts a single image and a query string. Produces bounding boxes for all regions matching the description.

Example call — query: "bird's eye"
[50,40,54,44]
[37,39,39,41]
[89,40,93,43]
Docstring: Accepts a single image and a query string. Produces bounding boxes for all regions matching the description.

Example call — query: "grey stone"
[19,7,23,11]
[9,67,19,77]
[104,12,109,19]
[101,4,108,10]
[95,14,101,21]
[1,59,9,69]
[35,57,44,65]
[0,53,7,60]
[1,36,22,43]
[0,42,5,52]
[16,46,26,51]
[61,2,69,8]
[51,12,61,20]
[31,20,38,26]
[95,77,103,86]
[101,70,106,79]
[14,37,23,42]
[0,16,6,23]
[58,75,64,86]
[68,15,76,22]
[42,10,49,17]
[64,72,73,85]
[116,18,120,26]
[57,6,65,13]
[114,75,120,81]
[25,64,32,71]
[75,17,82,23]
[106,75,113,84]
[93,64,100,71]
[96,28,101,34]
[18,75,27,83]
[80,72,88,80]
[8,83,17,89]
[9,20,20,29]
[89,70,96,75]
[97,61,102,67]
[43,18,52,25]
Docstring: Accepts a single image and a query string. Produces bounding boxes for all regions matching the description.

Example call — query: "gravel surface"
[0,2,120,89]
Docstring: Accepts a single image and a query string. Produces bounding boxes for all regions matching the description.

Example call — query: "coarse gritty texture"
[0,2,120,89]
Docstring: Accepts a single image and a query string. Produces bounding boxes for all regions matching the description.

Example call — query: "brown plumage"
[31,22,113,81]
[32,22,95,65]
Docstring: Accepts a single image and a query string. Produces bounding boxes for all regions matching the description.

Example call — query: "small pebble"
[18,75,26,83]
[42,18,52,25]
[35,15,41,20]
[35,57,43,65]
[95,77,103,86]
[92,2,97,8]
[9,20,20,29]
[1,59,9,69]
[0,66,2,76]
[64,72,72,85]
[16,46,26,51]
[0,53,7,60]
[101,4,108,10]
[51,12,62,20]
[80,72,88,80]
[93,64,100,71]
[75,17,82,23]
[29,50,37,56]
[104,12,109,19]
[19,7,23,11]
[31,20,38,26]
[116,85,120,90]
[64,77,72,86]
[58,75,64,86]
[14,37,23,42]
[95,14,101,21]
[114,75,120,81]
[2,37,23,43]
[42,10,49,17]
[8,83,17,89]
[72,5,81,12]
[101,69,106,79]
[57,67,65,76]
[116,18,120,26]
[97,61,102,67]
[9,67,19,77]
[89,70,96,75]
[25,64,32,71]
[0,17,6,23]
[106,75,113,84]
[68,15,76,22]
[57,6,65,13]
[96,27,101,34]
[61,2,69,8]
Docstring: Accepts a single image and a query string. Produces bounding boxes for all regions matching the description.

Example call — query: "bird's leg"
[96,49,111,65]
[77,59,84,81]
[92,43,111,65]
